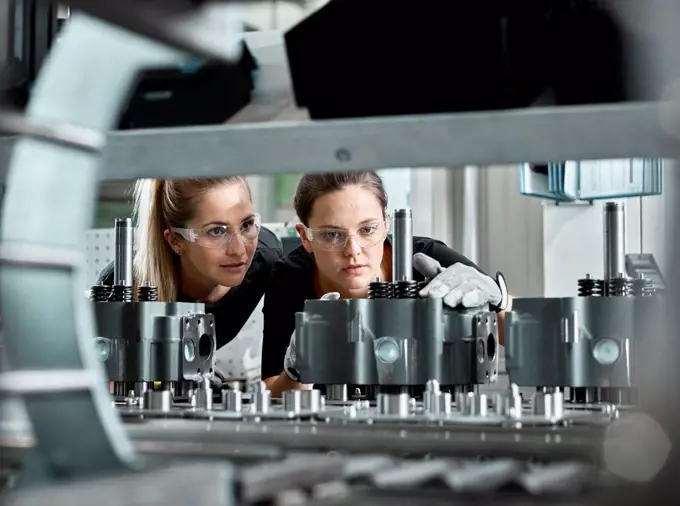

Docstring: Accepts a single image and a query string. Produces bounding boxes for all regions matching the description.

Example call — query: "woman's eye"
[241,220,255,232]
[360,226,378,235]
[207,227,227,237]
[321,231,342,242]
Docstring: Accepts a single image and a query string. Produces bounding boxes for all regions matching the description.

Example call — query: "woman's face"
[168,182,259,290]
[298,185,387,297]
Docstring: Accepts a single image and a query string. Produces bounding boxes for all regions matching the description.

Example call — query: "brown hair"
[293,171,388,225]
[133,177,250,301]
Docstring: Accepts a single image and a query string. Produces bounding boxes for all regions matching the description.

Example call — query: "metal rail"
[0,13,187,480]
[0,1,679,503]
[1,102,678,183]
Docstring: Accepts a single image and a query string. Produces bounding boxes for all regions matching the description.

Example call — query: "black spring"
[109,284,134,302]
[137,284,159,302]
[416,279,429,295]
[368,280,393,299]
[393,280,419,299]
[89,283,112,302]
[632,277,655,297]
[577,275,604,296]
[608,276,633,297]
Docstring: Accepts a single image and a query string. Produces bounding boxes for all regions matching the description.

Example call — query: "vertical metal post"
[0,0,11,61]
[113,217,133,285]
[603,201,626,284]
[392,208,413,282]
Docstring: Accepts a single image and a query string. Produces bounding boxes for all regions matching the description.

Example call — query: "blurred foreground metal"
[0,1,679,505]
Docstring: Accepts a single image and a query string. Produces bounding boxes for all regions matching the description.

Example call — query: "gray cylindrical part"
[424,391,452,415]
[326,384,348,402]
[143,390,172,412]
[222,389,243,412]
[114,218,134,285]
[603,202,626,283]
[300,389,322,412]
[532,391,564,420]
[282,390,302,413]
[377,393,411,417]
[467,393,488,417]
[195,376,213,410]
[392,209,413,282]
[250,381,271,414]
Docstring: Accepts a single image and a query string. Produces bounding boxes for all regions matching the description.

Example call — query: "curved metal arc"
[0,14,186,480]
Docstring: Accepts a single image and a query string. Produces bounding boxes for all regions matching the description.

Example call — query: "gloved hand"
[283,291,340,382]
[415,253,503,309]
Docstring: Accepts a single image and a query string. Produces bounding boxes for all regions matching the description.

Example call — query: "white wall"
[409,164,668,299]
[410,166,545,298]
[542,164,670,297]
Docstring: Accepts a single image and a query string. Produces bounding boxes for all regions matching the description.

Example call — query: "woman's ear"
[295,224,314,253]
[163,229,182,255]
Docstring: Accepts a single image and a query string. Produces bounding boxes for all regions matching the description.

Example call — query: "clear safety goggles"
[302,220,388,251]
[172,213,261,249]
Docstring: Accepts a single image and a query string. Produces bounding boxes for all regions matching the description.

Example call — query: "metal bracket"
[0,112,105,153]
[0,370,99,396]
[0,244,85,270]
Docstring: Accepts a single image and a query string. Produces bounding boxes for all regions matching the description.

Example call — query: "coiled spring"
[393,280,419,299]
[109,284,134,302]
[607,276,634,297]
[368,280,393,299]
[89,283,112,302]
[368,279,431,299]
[577,275,604,296]
[137,284,159,302]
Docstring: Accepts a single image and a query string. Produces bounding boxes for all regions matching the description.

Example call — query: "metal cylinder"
[282,390,302,413]
[300,389,322,412]
[250,381,271,414]
[377,393,411,417]
[222,389,243,412]
[143,390,172,412]
[603,202,626,284]
[195,376,213,410]
[326,384,349,402]
[392,209,413,282]
[532,391,564,420]
[460,392,488,417]
[114,218,134,286]
[424,391,452,415]
[496,384,523,419]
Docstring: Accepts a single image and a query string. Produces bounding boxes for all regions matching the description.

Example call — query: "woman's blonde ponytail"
[133,179,178,301]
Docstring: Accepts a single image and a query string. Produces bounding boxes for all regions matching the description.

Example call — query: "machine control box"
[626,253,665,291]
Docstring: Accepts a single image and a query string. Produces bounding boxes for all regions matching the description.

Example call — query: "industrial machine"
[506,201,663,406]
[293,209,499,401]
[0,3,679,506]
[88,218,217,403]
[1,200,664,503]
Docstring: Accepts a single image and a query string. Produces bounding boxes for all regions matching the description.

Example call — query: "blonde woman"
[99,177,283,350]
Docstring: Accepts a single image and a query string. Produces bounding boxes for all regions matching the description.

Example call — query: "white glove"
[417,254,502,309]
[283,291,340,381]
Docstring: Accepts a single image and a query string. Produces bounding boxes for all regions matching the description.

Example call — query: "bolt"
[335,148,351,162]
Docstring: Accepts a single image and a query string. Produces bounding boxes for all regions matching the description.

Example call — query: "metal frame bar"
[0,102,678,183]
[0,0,679,501]
[0,13,187,481]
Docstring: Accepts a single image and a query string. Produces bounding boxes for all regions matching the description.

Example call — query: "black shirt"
[260,236,484,380]
[98,226,283,350]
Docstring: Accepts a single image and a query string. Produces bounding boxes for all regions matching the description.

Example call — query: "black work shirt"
[99,227,283,350]
[260,236,484,380]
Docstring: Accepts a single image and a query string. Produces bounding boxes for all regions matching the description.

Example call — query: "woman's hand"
[417,254,503,309]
